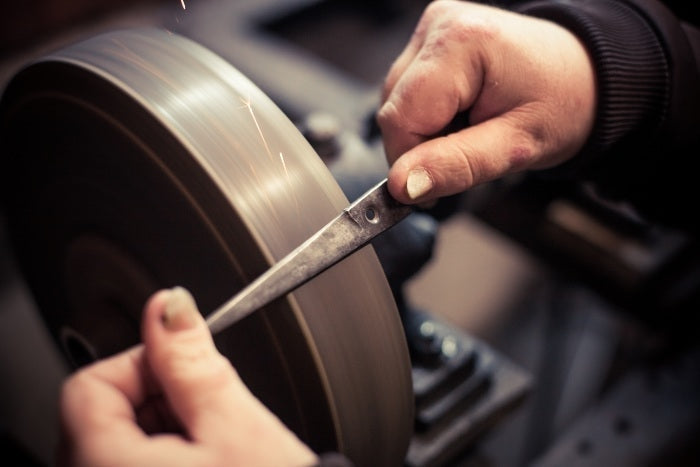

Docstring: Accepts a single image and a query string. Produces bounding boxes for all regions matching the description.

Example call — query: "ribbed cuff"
[516,0,670,176]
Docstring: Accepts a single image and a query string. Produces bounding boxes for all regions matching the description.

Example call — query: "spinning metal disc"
[0,29,412,465]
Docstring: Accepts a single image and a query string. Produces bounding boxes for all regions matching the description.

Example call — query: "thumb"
[142,288,318,464]
[141,287,252,445]
[387,112,548,204]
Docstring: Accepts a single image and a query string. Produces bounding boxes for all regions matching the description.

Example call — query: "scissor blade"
[206,178,412,334]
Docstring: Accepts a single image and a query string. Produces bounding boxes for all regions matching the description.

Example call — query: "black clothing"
[517,0,700,233]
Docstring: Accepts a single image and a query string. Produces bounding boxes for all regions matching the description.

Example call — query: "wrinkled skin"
[59,288,317,467]
[378,0,596,203]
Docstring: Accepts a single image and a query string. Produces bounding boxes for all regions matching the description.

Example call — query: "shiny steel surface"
[0,29,412,465]
[207,178,413,334]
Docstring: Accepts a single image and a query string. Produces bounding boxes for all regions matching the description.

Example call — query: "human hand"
[378,0,596,203]
[59,287,318,467]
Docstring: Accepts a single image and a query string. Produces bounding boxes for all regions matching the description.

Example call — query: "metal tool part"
[0,28,412,466]
[207,178,412,333]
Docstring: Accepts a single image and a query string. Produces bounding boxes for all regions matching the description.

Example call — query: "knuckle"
[522,115,555,158]
[503,124,543,172]
[376,100,392,124]
[376,100,403,132]
[423,0,461,17]
[164,344,235,386]
[381,71,452,135]
[61,369,91,400]
[60,370,106,426]
[439,20,499,55]
[442,134,476,190]
[505,106,554,163]
[425,1,500,43]
[421,1,447,24]
[161,340,210,373]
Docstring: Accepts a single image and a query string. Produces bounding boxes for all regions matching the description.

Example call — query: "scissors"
[206,178,412,334]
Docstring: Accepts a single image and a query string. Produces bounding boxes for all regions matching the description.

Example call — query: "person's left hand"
[58,287,318,467]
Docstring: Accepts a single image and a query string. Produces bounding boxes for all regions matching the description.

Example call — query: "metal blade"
[206,178,412,334]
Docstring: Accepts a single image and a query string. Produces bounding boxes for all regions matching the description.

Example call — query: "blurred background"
[2,1,699,466]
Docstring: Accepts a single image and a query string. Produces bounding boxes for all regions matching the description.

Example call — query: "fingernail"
[406,168,433,200]
[162,287,199,332]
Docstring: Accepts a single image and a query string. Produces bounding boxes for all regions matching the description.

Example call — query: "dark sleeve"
[514,0,700,233]
[315,452,355,466]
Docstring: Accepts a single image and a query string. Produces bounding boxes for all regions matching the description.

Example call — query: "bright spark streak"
[237,97,301,223]
[180,0,186,10]
[239,96,273,161]
[279,151,302,223]
[279,152,289,177]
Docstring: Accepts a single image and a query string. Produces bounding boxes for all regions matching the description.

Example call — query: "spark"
[279,151,303,225]
[180,0,186,10]
[279,152,289,177]
[239,96,274,162]
[238,97,301,223]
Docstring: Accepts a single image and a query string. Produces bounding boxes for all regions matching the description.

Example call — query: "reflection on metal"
[207,179,412,334]
[0,28,412,466]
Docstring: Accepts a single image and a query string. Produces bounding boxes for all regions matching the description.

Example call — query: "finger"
[61,345,147,441]
[382,0,469,102]
[378,30,483,166]
[387,109,548,204]
[142,287,258,444]
[381,7,428,102]
[60,346,206,466]
[143,288,317,464]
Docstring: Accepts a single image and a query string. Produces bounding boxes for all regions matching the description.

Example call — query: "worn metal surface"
[0,28,412,466]
[207,178,412,333]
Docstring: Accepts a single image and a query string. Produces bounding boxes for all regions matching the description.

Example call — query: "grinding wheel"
[0,29,412,466]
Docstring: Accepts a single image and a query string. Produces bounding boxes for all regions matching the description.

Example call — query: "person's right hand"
[377,0,597,204]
